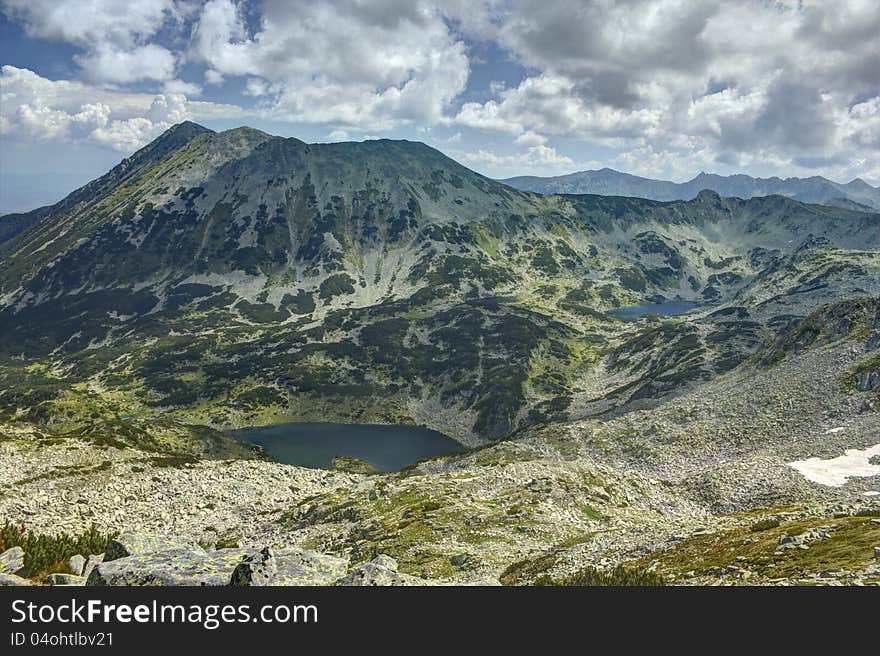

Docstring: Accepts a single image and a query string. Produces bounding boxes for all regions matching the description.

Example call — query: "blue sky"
[2,1,879,213]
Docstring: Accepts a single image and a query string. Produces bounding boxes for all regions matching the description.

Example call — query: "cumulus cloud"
[189,0,470,130]
[459,144,582,177]
[0,66,243,151]
[1,0,879,182]
[2,0,183,83]
[453,0,880,181]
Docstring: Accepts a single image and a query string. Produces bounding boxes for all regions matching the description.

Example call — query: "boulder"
[104,532,204,562]
[68,554,86,577]
[0,546,24,574]
[0,573,31,586]
[88,547,252,586]
[449,553,475,569]
[857,371,879,392]
[44,573,85,586]
[335,554,432,586]
[83,554,104,580]
[230,546,348,586]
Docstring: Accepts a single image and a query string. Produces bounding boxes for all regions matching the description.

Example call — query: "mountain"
[501,168,880,210]
[3,122,880,586]
[2,122,880,447]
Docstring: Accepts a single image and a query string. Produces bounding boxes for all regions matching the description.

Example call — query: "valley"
[1,123,879,586]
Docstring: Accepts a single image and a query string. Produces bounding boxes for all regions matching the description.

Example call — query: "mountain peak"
[158,121,213,141]
[846,177,876,190]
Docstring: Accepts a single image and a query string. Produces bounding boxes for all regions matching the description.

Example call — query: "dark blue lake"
[608,300,698,321]
[231,422,465,471]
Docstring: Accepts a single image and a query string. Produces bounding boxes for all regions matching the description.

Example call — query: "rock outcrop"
[73,532,439,586]
[336,555,431,586]
[88,547,250,586]
[230,546,348,586]
[0,546,24,574]
[104,532,205,562]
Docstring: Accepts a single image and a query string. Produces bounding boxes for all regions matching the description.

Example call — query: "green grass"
[534,565,667,587]
[641,514,880,581]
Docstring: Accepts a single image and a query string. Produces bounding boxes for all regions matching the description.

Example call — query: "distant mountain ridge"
[501,167,880,210]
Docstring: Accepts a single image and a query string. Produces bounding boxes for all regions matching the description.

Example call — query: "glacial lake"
[231,422,465,471]
[608,300,698,321]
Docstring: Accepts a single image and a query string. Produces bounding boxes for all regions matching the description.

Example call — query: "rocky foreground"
[0,530,492,586]
[2,299,880,586]
[1,417,879,586]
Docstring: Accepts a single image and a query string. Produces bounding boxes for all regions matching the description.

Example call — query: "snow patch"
[788,444,880,487]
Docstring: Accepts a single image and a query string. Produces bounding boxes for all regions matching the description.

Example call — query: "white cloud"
[189,0,470,130]
[2,0,185,84]
[326,129,349,141]
[204,69,225,86]
[513,131,547,147]
[452,0,880,181]
[456,74,662,144]
[459,144,581,177]
[0,66,243,151]
[77,43,177,84]
[2,0,879,183]
[163,79,203,97]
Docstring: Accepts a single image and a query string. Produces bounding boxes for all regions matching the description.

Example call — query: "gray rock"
[83,554,104,580]
[0,573,31,586]
[68,554,86,577]
[104,532,205,562]
[230,546,348,586]
[449,553,471,568]
[0,546,24,574]
[335,555,432,586]
[874,546,880,558]
[88,547,251,586]
[461,577,502,586]
[44,573,85,586]
[856,371,879,392]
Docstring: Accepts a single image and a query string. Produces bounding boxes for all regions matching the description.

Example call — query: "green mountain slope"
[2,123,880,446]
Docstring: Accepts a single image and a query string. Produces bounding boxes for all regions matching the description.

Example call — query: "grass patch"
[750,518,781,532]
[642,515,880,581]
[534,565,666,587]
[0,521,117,580]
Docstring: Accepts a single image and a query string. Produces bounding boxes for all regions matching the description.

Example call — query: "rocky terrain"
[1,123,880,585]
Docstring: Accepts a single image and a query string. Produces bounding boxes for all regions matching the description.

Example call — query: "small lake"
[608,300,698,321]
[231,422,465,471]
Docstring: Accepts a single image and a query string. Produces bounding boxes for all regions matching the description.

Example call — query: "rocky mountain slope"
[1,123,880,585]
[2,123,880,445]
[502,168,880,211]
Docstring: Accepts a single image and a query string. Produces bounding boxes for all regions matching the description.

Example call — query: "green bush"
[749,518,781,532]
[533,565,666,587]
[0,521,117,579]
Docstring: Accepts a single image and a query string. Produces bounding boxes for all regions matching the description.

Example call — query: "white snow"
[788,444,880,487]
[824,427,846,434]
